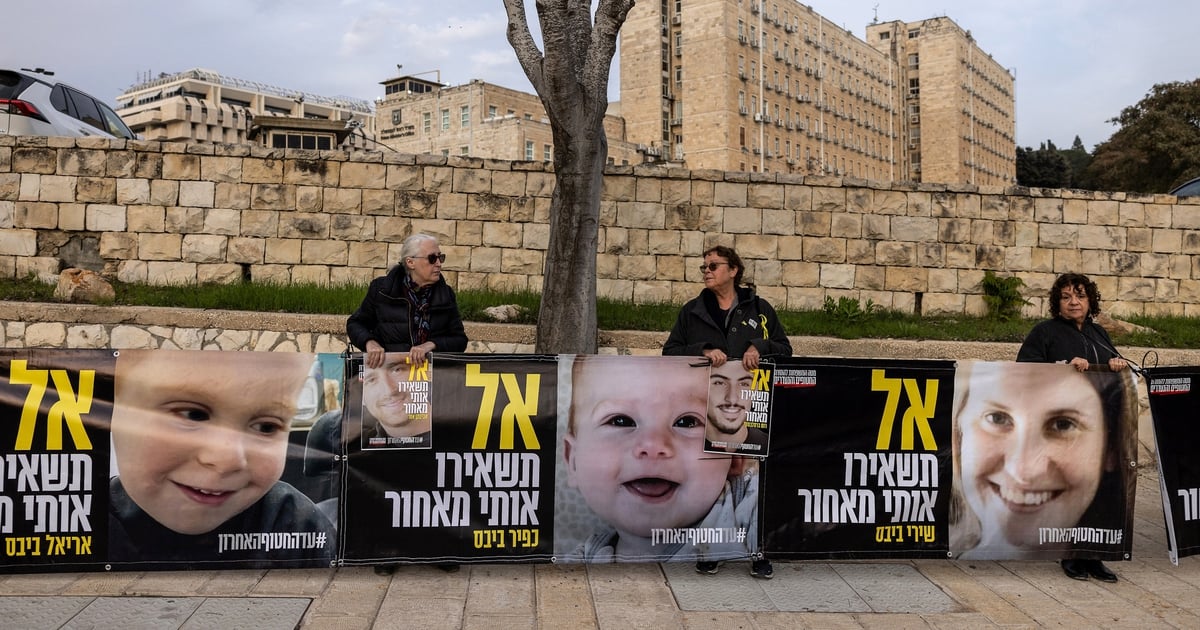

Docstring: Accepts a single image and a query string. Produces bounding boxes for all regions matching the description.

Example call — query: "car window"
[98,101,135,139]
[66,88,105,131]
[49,84,74,117]
[1172,179,1200,197]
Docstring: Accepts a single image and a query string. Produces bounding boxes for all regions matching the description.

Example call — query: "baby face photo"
[111,350,312,535]
[555,355,756,562]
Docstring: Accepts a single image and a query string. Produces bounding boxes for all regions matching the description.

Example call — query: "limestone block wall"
[3,135,1200,318]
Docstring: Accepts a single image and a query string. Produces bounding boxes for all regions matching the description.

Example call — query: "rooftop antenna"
[872,4,879,24]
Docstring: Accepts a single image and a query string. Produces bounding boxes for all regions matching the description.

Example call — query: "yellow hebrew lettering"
[899,378,937,451]
[466,364,500,448]
[9,360,47,451]
[498,373,540,450]
[872,370,902,449]
[47,369,94,451]
[751,369,771,391]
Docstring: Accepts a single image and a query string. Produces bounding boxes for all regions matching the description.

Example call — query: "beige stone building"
[619,1,1014,185]
[866,17,1015,186]
[373,74,640,165]
[115,68,377,149]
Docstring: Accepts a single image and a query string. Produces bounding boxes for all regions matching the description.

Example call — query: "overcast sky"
[6,0,1197,151]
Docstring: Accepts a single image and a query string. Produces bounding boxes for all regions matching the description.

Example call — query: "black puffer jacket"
[1016,316,1120,365]
[346,265,467,353]
[663,286,792,359]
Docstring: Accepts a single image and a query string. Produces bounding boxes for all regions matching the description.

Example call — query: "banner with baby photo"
[0,349,342,572]
[761,357,955,559]
[0,349,114,572]
[553,355,759,564]
[947,361,1136,561]
[1145,366,1200,563]
[340,353,558,565]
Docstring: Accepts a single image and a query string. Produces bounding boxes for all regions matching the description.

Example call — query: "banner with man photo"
[1145,366,1200,563]
[340,353,558,565]
[704,359,774,457]
[761,357,955,559]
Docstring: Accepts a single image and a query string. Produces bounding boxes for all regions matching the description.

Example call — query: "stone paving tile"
[462,612,536,630]
[953,561,1093,628]
[534,564,597,629]
[195,569,265,596]
[916,561,1036,627]
[465,564,535,617]
[252,567,336,597]
[60,570,143,595]
[763,562,869,613]
[122,570,215,596]
[588,563,677,607]
[594,602,680,630]
[301,566,386,628]
[850,611,934,629]
[918,612,1004,629]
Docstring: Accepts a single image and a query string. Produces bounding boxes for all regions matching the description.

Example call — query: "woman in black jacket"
[347,233,467,369]
[664,245,792,579]
[1016,272,1129,583]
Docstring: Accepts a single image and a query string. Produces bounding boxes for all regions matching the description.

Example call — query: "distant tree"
[1016,141,1070,188]
[503,0,635,353]
[1061,135,1093,188]
[1085,78,1200,193]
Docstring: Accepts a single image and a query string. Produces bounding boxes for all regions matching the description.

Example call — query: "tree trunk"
[503,0,634,354]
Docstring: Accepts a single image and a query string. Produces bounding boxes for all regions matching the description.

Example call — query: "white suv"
[1,67,136,139]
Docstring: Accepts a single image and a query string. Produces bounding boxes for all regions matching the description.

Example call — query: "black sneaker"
[750,558,774,579]
[695,561,720,575]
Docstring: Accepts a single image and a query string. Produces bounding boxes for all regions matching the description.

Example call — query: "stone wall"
[3,135,1200,317]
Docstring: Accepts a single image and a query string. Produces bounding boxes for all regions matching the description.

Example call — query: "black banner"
[762,357,954,559]
[1146,367,1200,563]
[340,353,558,564]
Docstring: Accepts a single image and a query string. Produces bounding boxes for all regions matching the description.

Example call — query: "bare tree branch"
[502,0,545,94]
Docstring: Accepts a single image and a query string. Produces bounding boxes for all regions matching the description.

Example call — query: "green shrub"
[821,296,880,324]
[980,271,1029,321]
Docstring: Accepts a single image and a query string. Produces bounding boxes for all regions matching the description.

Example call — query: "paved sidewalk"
[2,468,1198,629]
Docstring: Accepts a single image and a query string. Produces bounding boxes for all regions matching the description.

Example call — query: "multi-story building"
[619,1,1014,185]
[373,73,640,165]
[115,68,376,149]
[865,17,1015,185]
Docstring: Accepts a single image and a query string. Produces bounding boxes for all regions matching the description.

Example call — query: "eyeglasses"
[699,262,730,272]
[413,253,446,264]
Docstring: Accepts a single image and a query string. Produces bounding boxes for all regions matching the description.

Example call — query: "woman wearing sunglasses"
[663,244,792,579]
[347,233,467,369]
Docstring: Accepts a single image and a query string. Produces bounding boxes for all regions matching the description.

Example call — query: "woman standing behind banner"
[1016,272,1130,583]
[347,233,468,369]
[664,245,792,579]
[346,233,467,575]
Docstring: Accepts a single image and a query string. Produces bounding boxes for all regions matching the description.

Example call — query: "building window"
[908,29,919,38]
[879,32,890,40]
[460,105,470,127]
[460,146,469,155]
[423,112,431,133]
[525,141,534,160]
[442,148,450,157]
[488,105,497,118]
[543,144,552,161]
[271,132,333,150]
[908,54,919,67]
[441,109,450,130]
[391,109,402,125]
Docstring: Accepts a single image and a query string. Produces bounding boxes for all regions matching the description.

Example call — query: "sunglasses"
[699,262,730,272]
[413,253,446,264]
